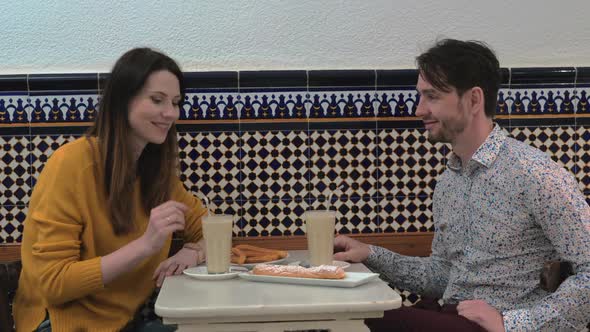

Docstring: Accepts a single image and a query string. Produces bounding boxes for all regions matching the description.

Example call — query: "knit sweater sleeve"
[28,146,104,306]
[171,181,206,243]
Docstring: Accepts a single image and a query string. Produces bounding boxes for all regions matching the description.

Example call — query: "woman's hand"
[153,242,205,286]
[140,200,188,256]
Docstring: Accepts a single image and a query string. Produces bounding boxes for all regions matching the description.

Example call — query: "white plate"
[331,260,351,269]
[183,266,241,280]
[239,272,379,288]
[231,253,290,268]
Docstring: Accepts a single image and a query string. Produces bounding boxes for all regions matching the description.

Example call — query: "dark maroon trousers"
[364,298,487,332]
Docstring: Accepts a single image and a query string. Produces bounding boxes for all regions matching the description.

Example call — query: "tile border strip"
[1,68,589,127]
[1,67,589,93]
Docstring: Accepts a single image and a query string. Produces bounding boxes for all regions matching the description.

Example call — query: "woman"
[13,48,207,331]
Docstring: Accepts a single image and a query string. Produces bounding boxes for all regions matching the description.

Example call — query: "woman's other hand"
[153,245,203,287]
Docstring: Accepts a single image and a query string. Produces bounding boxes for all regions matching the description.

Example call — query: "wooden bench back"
[0,233,434,264]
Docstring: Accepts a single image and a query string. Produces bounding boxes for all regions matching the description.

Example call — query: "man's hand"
[457,300,505,332]
[332,235,371,262]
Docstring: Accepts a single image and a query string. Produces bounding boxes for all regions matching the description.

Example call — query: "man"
[334,39,590,331]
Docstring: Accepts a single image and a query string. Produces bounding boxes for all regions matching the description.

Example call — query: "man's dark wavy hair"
[416,39,501,118]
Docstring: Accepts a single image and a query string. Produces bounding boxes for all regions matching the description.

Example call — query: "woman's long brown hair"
[87,48,184,235]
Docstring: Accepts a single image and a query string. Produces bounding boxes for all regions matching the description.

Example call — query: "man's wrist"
[364,244,376,262]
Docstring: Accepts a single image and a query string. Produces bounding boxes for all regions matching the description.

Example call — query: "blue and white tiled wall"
[1,67,590,243]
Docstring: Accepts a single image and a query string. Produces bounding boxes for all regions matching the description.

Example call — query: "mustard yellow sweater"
[14,137,206,332]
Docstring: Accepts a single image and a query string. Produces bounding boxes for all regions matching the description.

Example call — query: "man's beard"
[425,117,468,144]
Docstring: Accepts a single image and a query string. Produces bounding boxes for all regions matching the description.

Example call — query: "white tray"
[238,272,379,288]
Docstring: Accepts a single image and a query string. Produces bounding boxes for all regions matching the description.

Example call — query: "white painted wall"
[1,0,588,74]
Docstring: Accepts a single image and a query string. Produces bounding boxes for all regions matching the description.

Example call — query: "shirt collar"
[447,124,507,172]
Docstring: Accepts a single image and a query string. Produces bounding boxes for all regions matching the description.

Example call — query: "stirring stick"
[201,195,212,216]
[327,185,344,210]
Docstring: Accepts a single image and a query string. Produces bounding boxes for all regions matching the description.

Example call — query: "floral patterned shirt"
[366,124,590,331]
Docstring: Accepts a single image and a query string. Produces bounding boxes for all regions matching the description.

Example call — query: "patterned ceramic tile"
[503,88,576,115]
[0,205,27,243]
[0,95,30,124]
[509,126,577,176]
[328,197,381,234]
[178,132,241,202]
[496,88,511,117]
[574,88,590,114]
[0,136,30,205]
[182,92,240,120]
[379,195,434,233]
[391,286,422,306]
[3,83,589,125]
[307,91,377,118]
[30,135,81,187]
[26,95,99,123]
[308,130,377,199]
[241,131,308,201]
[378,129,448,198]
[576,126,590,192]
[374,90,419,117]
[240,198,308,236]
[234,92,308,120]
